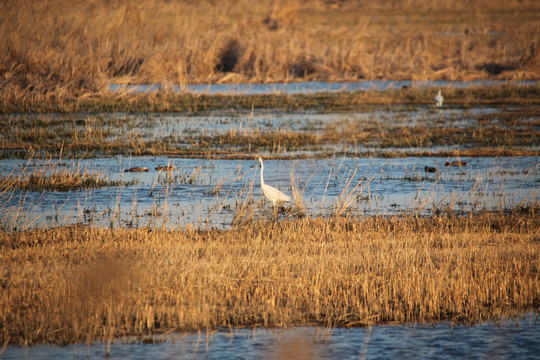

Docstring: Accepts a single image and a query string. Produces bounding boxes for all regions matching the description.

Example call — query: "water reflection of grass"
[1,209,538,346]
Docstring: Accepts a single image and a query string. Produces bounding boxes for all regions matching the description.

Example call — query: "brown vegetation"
[1,103,538,159]
[0,158,121,192]
[0,211,538,346]
[1,0,539,110]
[1,84,539,114]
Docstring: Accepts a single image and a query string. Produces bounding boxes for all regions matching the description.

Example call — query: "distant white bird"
[256,157,290,206]
[435,90,444,107]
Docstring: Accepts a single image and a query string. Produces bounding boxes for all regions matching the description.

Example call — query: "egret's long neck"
[259,161,265,186]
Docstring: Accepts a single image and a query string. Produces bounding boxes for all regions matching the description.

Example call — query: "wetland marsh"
[1,0,540,356]
[1,103,538,230]
[1,84,539,358]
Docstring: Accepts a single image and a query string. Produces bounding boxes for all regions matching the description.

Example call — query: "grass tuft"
[0,159,122,192]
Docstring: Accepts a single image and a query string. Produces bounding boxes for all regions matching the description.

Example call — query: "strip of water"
[109,80,539,95]
[0,156,537,230]
[3,315,538,360]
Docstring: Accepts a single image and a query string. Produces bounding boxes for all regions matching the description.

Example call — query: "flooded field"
[3,316,538,360]
[1,101,539,355]
[3,104,538,157]
[1,154,538,230]
[1,105,538,230]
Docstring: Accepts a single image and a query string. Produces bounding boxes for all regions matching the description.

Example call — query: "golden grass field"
[1,211,538,346]
[1,0,539,348]
[1,0,539,110]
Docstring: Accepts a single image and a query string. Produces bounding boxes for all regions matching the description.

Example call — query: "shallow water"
[4,316,539,360]
[4,105,534,159]
[1,104,538,230]
[1,155,537,230]
[124,105,509,140]
[109,80,539,95]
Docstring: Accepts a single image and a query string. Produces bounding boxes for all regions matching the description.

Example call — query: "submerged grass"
[0,210,538,346]
[2,100,538,159]
[0,157,123,192]
[0,169,112,192]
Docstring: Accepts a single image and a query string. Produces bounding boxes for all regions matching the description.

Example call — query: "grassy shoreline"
[1,211,538,346]
[1,85,539,114]
[2,87,538,160]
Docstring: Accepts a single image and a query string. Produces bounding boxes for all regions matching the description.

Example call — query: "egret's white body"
[435,90,444,107]
[256,157,290,206]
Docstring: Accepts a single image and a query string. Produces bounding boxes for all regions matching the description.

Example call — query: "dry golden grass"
[0,157,120,192]
[1,211,538,346]
[1,0,539,109]
[0,167,111,192]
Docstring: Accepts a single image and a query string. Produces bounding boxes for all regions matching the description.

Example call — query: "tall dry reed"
[1,211,538,346]
[1,0,539,109]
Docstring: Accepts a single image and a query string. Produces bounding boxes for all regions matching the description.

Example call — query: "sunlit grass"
[0,161,121,192]
[0,1,539,347]
[1,0,539,112]
[0,210,538,346]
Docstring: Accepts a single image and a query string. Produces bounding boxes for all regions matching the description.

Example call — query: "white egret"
[256,157,290,206]
[435,90,444,107]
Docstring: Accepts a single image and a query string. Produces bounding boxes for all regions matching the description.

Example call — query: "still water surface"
[109,80,539,95]
[4,316,538,359]
[1,155,538,230]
